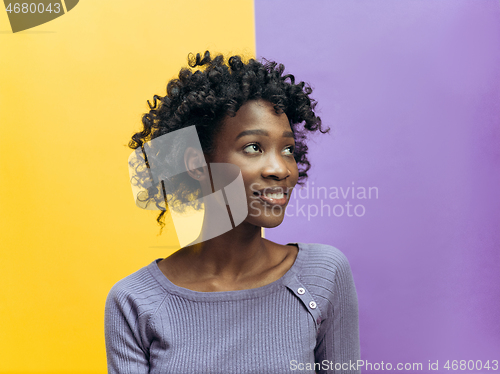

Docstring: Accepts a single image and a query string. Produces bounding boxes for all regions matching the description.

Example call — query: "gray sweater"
[104,242,360,373]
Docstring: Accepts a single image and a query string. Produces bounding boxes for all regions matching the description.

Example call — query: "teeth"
[265,192,284,199]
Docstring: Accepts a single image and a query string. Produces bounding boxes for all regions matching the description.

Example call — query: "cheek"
[236,162,258,182]
[241,170,260,196]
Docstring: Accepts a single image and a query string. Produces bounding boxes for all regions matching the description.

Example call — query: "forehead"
[220,100,291,135]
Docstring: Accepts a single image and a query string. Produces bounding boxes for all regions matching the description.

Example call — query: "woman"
[105,51,360,373]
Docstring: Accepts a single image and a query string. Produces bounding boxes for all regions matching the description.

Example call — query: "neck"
[186,220,271,281]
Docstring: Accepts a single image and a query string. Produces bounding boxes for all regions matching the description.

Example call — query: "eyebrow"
[235,129,294,140]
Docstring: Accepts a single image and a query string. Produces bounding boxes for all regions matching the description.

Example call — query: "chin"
[244,197,290,228]
[257,220,284,229]
[245,211,286,229]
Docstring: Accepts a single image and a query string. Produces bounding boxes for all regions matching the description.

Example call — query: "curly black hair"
[128,51,329,233]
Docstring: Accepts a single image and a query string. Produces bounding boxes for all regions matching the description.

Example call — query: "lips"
[252,186,291,206]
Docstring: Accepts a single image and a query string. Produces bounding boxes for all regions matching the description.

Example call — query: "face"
[207,99,299,228]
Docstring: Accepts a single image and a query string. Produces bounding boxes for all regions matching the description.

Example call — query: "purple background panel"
[256,0,500,370]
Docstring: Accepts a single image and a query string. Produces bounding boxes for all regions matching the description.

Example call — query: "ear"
[184,146,208,181]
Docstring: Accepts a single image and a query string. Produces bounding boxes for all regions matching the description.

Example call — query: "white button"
[309,301,317,309]
[297,287,305,295]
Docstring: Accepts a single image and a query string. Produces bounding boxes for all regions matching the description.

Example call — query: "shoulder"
[105,260,168,317]
[297,242,352,277]
[295,243,357,310]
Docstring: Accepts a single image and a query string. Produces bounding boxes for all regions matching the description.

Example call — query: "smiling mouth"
[252,187,290,206]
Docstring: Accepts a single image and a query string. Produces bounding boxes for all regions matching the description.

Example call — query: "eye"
[283,145,295,156]
[243,143,261,154]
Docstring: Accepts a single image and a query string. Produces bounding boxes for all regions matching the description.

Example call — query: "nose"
[261,151,291,180]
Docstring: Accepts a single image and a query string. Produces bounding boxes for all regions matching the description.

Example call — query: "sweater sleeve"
[314,251,360,374]
[104,284,150,374]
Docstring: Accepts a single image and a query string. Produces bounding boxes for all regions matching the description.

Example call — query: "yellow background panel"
[0,1,255,372]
